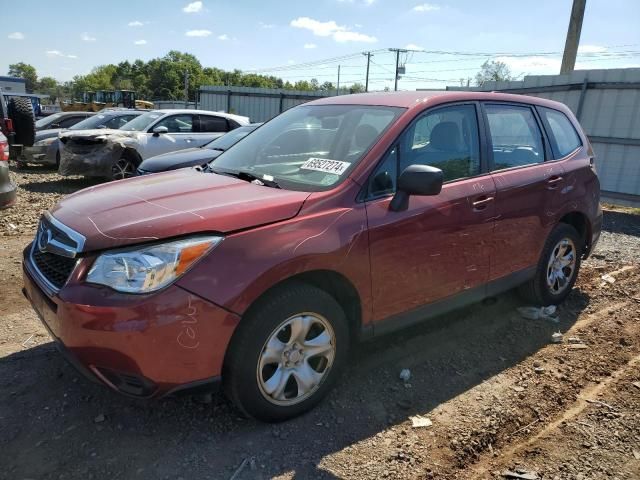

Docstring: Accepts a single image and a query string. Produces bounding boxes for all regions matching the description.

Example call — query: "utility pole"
[389,48,407,91]
[363,52,373,92]
[560,0,587,74]
[336,65,341,96]
[184,70,189,107]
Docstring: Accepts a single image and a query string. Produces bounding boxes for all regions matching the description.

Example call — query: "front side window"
[485,104,544,170]
[538,107,582,158]
[153,114,194,133]
[211,104,404,191]
[119,111,163,131]
[401,104,480,182]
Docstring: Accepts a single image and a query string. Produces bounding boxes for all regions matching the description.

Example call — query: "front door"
[143,114,197,159]
[365,103,496,323]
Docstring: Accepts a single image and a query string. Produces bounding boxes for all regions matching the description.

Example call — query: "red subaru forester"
[23,91,602,421]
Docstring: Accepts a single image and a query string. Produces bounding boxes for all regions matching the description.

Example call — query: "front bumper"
[22,250,239,397]
[19,142,58,165]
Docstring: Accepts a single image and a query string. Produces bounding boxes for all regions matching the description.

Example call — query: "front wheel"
[111,157,137,180]
[223,283,350,422]
[519,223,583,306]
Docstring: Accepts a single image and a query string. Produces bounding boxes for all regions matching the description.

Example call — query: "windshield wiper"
[206,168,281,188]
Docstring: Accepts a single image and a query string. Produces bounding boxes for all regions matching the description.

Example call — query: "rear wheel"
[223,283,350,422]
[8,97,36,147]
[111,157,137,180]
[519,224,583,305]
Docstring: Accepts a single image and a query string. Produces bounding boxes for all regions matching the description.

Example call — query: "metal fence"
[446,68,640,205]
[198,86,334,123]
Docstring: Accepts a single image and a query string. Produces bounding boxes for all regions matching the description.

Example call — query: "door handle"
[472,195,494,210]
[546,176,564,189]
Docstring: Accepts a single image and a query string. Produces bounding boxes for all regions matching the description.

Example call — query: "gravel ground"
[1,165,639,480]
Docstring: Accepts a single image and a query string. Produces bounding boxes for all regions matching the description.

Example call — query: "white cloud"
[217,34,229,40]
[495,56,562,75]
[333,31,376,43]
[8,32,24,40]
[413,3,440,12]
[128,20,144,27]
[290,16,377,43]
[578,44,607,54]
[81,32,96,42]
[185,29,212,37]
[183,1,203,13]
[288,60,296,65]
[338,0,375,4]
[259,22,275,29]
[46,50,78,59]
[405,43,424,51]
[304,43,317,49]
[134,39,147,45]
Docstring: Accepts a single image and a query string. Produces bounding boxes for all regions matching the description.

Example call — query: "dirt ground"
[1,166,639,480]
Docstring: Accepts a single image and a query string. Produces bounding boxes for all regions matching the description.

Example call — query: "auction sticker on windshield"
[300,158,350,175]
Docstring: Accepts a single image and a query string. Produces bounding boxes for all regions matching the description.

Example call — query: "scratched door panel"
[366,175,496,322]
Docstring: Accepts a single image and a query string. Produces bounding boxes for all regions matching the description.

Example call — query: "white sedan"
[58,109,249,180]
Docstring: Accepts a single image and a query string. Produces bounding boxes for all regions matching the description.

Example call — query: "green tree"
[8,62,38,92]
[475,60,513,86]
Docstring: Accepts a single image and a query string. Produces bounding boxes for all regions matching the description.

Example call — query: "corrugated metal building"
[446,68,640,205]
[0,76,27,94]
[198,86,334,123]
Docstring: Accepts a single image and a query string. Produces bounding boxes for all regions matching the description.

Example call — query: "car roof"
[306,90,570,112]
[151,109,250,124]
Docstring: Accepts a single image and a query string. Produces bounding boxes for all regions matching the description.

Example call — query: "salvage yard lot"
[1,166,640,480]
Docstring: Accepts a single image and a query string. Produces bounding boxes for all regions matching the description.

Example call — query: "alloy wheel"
[111,158,136,180]
[546,237,577,295]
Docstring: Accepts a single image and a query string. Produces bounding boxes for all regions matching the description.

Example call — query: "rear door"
[365,103,497,323]
[143,114,197,158]
[482,102,564,281]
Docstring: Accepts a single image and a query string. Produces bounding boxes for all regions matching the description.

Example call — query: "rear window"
[538,107,582,158]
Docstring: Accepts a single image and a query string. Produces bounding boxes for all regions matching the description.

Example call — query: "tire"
[223,282,350,422]
[8,97,36,147]
[111,157,137,181]
[519,223,583,306]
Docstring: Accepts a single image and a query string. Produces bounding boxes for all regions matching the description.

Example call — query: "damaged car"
[58,109,249,180]
[21,110,143,168]
[23,92,601,422]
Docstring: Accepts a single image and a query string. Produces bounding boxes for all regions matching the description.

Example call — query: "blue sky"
[3,0,640,90]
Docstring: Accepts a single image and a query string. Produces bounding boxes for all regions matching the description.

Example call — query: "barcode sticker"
[300,158,350,175]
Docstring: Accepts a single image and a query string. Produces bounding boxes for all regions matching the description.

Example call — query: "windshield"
[211,105,404,191]
[36,113,64,128]
[119,111,163,131]
[204,125,258,150]
[69,114,111,130]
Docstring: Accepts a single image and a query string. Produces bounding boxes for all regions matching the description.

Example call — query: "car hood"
[59,129,140,142]
[138,148,223,172]
[35,128,65,141]
[49,168,310,251]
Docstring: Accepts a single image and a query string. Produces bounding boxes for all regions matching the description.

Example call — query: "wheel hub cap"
[257,313,336,406]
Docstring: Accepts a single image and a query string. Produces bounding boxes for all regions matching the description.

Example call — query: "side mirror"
[152,126,169,136]
[389,164,443,212]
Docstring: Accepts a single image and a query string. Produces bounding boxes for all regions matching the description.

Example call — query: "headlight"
[86,236,223,293]
[33,137,58,147]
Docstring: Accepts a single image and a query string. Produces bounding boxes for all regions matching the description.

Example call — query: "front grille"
[29,214,85,291]
[31,249,77,289]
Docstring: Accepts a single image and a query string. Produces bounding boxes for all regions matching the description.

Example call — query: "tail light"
[4,118,14,133]
[0,139,8,161]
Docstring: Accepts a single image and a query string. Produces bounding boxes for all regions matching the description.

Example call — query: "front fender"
[176,204,373,326]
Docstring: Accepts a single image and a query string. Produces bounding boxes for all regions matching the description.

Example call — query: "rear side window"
[199,115,229,133]
[538,107,582,158]
[485,104,544,170]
